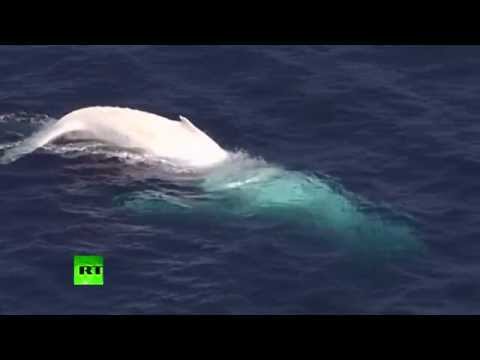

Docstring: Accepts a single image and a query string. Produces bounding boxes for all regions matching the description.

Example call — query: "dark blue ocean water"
[0,45,479,314]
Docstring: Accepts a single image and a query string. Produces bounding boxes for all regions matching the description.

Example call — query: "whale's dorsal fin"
[179,115,204,135]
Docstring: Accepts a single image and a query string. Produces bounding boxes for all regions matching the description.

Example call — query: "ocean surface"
[0,45,479,314]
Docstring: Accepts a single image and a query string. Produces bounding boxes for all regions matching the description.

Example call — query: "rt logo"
[74,255,104,286]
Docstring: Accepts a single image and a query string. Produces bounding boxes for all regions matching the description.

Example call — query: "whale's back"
[0,106,229,167]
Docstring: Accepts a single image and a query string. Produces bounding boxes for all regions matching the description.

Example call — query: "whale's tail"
[0,117,82,164]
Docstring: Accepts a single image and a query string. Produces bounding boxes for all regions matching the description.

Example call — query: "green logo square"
[74,255,104,286]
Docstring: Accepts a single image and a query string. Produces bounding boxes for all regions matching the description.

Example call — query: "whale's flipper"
[0,118,83,164]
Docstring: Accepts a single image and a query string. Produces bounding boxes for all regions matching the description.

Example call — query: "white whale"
[0,106,423,258]
[0,106,229,167]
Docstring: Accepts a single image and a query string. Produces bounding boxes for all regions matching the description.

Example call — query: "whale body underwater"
[0,106,424,257]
